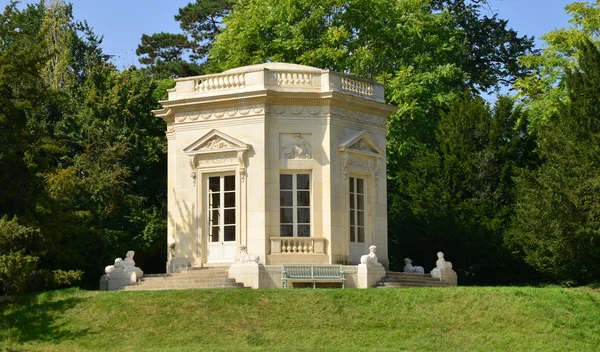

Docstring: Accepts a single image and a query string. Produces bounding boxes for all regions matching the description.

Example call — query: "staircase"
[123,267,246,291]
[376,271,451,288]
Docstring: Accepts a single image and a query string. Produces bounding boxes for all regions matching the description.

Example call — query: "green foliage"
[390,94,538,283]
[516,1,600,132]
[1,288,600,351]
[0,1,167,293]
[136,0,233,78]
[0,216,39,295]
[510,39,600,283]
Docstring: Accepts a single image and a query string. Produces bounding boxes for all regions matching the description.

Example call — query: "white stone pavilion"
[153,63,397,274]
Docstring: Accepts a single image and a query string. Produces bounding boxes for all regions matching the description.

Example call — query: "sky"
[7,0,589,68]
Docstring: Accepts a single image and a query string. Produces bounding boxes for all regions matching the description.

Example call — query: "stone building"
[153,63,397,274]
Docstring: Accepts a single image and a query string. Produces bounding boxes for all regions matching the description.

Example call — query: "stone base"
[228,263,265,289]
[431,268,458,285]
[357,264,386,288]
[99,271,138,291]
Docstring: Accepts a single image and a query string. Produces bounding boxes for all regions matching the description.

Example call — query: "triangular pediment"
[184,129,249,155]
[338,131,384,156]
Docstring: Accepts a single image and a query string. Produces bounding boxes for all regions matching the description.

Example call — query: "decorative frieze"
[330,106,386,127]
[173,106,265,123]
[265,105,323,116]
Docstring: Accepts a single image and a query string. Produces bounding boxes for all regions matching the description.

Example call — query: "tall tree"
[509,39,600,284]
[390,94,537,283]
[136,0,233,78]
[0,0,167,293]
[515,1,600,132]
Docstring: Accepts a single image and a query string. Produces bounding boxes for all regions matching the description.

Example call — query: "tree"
[0,0,167,292]
[515,1,600,132]
[509,39,600,284]
[136,0,233,78]
[389,94,538,283]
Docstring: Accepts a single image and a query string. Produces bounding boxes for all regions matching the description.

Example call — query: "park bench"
[281,264,345,288]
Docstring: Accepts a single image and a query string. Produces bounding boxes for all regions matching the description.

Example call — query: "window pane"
[280,191,293,206]
[224,226,235,242]
[357,178,364,194]
[297,225,310,237]
[224,192,235,208]
[224,175,235,191]
[224,209,236,224]
[297,174,309,189]
[357,227,365,243]
[209,193,220,209]
[210,210,220,226]
[209,177,220,192]
[350,226,355,242]
[350,177,355,192]
[280,174,292,190]
[357,210,364,226]
[350,194,355,209]
[280,225,293,237]
[357,195,364,210]
[210,227,219,242]
[280,208,293,224]
[350,210,355,226]
[297,208,310,224]
[297,191,310,206]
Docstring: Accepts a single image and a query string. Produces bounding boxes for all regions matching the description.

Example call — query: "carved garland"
[188,151,247,186]
[174,106,265,123]
[330,106,386,127]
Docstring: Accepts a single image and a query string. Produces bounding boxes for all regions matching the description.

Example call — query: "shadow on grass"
[0,290,94,345]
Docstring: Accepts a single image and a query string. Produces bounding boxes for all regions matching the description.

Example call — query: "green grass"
[1,287,599,351]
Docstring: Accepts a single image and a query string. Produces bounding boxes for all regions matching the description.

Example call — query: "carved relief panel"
[279,133,313,160]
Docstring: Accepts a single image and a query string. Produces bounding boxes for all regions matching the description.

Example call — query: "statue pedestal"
[431,268,457,285]
[357,263,386,289]
[99,270,139,291]
[228,263,264,289]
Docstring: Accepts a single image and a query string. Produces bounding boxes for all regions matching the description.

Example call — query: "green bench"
[281,264,345,288]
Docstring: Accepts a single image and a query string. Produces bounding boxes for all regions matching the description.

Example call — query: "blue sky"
[8,0,588,68]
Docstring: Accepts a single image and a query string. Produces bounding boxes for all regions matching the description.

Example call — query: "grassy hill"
[1,286,599,351]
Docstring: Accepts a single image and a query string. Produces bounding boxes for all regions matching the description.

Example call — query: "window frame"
[349,176,366,243]
[279,172,311,237]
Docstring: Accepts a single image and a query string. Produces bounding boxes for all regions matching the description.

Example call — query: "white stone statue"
[403,258,424,274]
[235,244,259,264]
[104,258,126,274]
[431,251,453,279]
[360,245,380,265]
[104,251,143,279]
[435,252,452,270]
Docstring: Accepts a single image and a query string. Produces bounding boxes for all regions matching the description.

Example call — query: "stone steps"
[123,267,247,291]
[375,271,451,288]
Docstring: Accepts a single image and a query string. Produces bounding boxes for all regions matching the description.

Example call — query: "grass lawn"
[1,286,599,351]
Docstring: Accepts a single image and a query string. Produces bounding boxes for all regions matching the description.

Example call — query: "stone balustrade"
[165,63,386,104]
[341,76,374,96]
[276,72,313,86]
[270,237,326,255]
[195,73,246,92]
